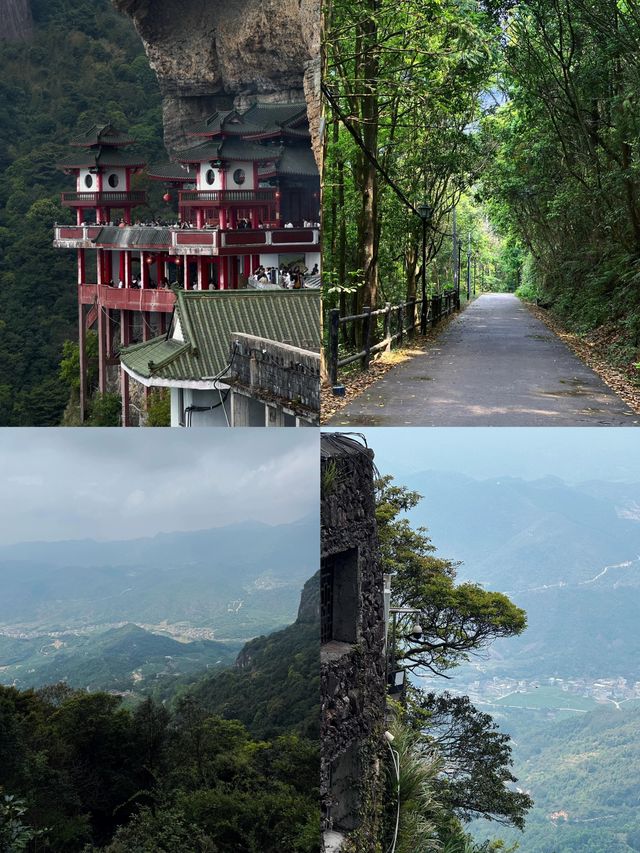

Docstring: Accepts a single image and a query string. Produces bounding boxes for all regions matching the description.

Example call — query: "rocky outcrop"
[112,0,321,164]
[0,0,32,41]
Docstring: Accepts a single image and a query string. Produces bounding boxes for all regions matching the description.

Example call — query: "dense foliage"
[185,619,319,741]
[0,607,319,852]
[0,0,164,425]
[476,706,640,851]
[323,0,511,327]
[481,0,640,367]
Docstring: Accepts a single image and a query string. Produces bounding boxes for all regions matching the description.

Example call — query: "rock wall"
[320,434,386,838]
[0,0,32,40]
[112,0,321,164]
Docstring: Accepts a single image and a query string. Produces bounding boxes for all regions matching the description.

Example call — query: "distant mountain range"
[0,515,318,637]
[403,472,640,679]
[0,516,318,694]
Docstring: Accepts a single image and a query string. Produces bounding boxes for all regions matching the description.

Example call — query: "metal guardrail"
[326,290,459,387]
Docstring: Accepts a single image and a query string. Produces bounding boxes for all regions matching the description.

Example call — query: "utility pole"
[473,256,477,296]
[466,232,472,301]
[417,203,433,334]
[452,206,458,296]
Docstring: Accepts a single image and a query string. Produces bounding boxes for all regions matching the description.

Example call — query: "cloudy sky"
[0,430,319,545]
[324,427,640,483]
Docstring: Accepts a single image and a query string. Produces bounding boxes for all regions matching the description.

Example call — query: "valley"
[0,515,318,696]
[404,471,640,851]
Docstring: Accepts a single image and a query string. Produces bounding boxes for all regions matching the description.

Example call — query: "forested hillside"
[0,0,164,425]
[476,707,640,852]
[0,585,319,851]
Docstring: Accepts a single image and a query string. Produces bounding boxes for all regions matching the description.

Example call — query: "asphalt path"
[327,293,639,426]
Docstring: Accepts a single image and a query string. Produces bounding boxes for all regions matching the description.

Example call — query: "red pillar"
[120,309,131,427]
[219,257,227,290]
[124,250,131,287]
[198,257,206,290]
[140,252,148,288]
[119,252,125,285]
[183,256,190,290]
[98,297,107,394]
[243,254,251,279]
[78,249,86,286]
[78,301,87,422]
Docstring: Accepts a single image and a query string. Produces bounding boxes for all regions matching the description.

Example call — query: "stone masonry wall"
[229,333,320,416]
[321,434,386,838]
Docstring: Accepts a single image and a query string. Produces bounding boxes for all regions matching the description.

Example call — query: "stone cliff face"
[112,0,321,164]
[0,0,32,40]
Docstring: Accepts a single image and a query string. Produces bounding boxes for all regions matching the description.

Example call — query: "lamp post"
[417,202,433,334]
[466,232,472,301]
[387,606,423,695]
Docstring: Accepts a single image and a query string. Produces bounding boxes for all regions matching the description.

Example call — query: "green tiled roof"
[69,123,135,147]
[121,290,320,382]
[276,146,318,177]
[57,146,146,170]
[147,162,195,182]
[189,103,308,139]
[176,139,276,164]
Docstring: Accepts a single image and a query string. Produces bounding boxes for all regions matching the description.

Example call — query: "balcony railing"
[55,225,319,256]
[61,191,147,207]
[79,283,176,312]
[179,189,276,206]
[53,225,102,248]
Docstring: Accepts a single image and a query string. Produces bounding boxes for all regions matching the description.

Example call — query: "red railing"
[61,191,147,207]
[179,189,276,206]
[78,283,176,312]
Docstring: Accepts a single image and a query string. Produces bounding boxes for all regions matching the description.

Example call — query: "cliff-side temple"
[52,104,320,426]
[321,433,387,851]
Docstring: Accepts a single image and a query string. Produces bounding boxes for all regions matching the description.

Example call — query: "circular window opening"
[84,174,94,189]
[107,173,119,188]
[205,168,216,186]
[233,168,246,186]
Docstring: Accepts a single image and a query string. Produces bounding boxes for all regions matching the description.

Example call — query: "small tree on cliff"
[376,476,526,675]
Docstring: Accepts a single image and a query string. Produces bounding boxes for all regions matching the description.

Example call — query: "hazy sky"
[0,430,319,545]
[323,428,640,483]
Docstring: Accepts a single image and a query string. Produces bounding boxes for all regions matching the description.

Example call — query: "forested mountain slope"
[476,707,640,852]
[0,0,164,425]
[0,573,319,851]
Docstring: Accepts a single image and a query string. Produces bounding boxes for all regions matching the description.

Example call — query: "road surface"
[327,294,639,426]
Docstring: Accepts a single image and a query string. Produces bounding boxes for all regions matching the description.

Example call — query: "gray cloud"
[0,429,319,545]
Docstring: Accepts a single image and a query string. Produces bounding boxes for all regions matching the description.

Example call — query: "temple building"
[53,103,320,426]
[120,290,320,427]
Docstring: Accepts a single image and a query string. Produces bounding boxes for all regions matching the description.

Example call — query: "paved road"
[327,293,639,426]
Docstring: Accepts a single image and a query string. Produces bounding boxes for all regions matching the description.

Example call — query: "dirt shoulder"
[525,301,640,415]
[320,307,463,424]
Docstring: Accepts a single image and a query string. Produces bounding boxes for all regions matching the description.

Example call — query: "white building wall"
[198,163,224,190]
[170,387,231,427]
[226,161,255,190]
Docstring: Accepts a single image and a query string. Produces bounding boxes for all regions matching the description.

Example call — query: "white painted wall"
[171,387,231,427]
[197,163,223,190]
[227,161,254,190]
